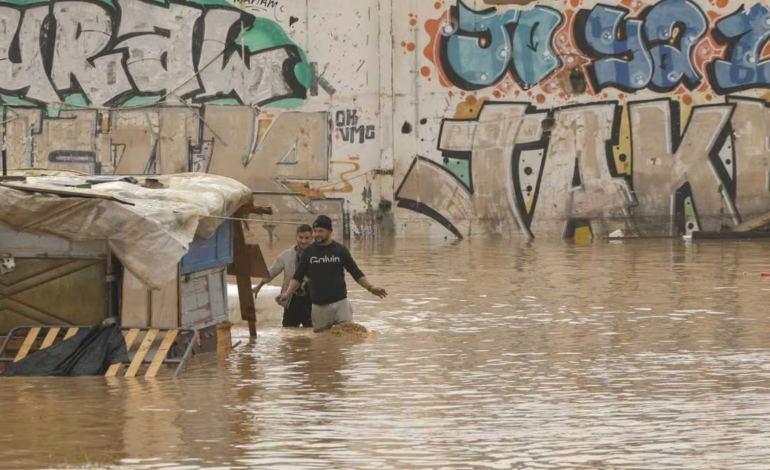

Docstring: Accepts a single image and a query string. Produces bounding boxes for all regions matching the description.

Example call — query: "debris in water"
[328,322,377,338]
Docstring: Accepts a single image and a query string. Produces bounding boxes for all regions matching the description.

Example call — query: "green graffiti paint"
[123,96,162,108]
[442,159,471,189]
[0,0,309,109]
[239,17,313,90]
[0,95,37,107]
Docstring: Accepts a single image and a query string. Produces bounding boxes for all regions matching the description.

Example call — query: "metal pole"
[252,191,304,196]
[1,145,6,177]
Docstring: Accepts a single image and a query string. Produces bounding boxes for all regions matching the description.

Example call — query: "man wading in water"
[254,224,314,328]
[279,215,387,332]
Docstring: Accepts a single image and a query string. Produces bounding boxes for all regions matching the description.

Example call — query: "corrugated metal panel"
[0,258,107,334]
[180,267,228,329]
[180,220,233,275]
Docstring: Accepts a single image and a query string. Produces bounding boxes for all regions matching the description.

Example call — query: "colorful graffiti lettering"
[439,1,562,90]
[424,0,770,96]
[709,4,770,94]
[0,0,311,108]
[576,0,709,92]
[396,96,770,239]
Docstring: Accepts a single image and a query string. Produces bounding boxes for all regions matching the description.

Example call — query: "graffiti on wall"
[334,109,376,144]
[0,104,329,187]
[397,96,770,238]
[0,0,311,108]
[401,0,770,238]
[0,0,347,218]
[423,0,770,96]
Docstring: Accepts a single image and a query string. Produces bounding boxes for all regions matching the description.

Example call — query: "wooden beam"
[63,328,79,340]
[106,328,140,377]
[145,330,178,378]
[40,328,60,350]
[14,328,41,362]
[733,211,770,233]
[125,329,158,377]
[232,215,257,337]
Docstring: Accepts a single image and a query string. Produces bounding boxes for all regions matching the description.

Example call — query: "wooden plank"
[246,244,269,278]
[40,328,61,349]
[63,328,79,340]
[150,277,179,328]
[14,328,41,362]
[105,328,140,377]
[232,218,257,337]
[125,329,158,377]
[734,211,770,233]
[121,270,151,327]
[145,330,179,378]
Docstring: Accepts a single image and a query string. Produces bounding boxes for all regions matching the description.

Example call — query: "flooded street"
[3,239,770,469]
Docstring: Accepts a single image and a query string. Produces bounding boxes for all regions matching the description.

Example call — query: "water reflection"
[2,239,770,469]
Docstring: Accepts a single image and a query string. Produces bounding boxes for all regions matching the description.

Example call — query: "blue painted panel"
[181,220,233,275]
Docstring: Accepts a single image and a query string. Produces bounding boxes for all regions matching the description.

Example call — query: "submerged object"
[328,322,375,338]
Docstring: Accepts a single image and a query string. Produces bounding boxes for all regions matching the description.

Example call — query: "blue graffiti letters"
[577,0,711,92]
[439,1,561,90]
[643,0,708,90]
[577,5,654,92]
[512,8,563,88]
[709,4,770,94]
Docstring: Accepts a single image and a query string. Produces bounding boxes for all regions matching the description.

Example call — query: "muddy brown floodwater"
[3,239,770,469]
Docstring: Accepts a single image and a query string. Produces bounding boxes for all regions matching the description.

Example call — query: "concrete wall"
[2,0,770,240]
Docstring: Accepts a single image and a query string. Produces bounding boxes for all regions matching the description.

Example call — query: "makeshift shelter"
[0,173,266,348]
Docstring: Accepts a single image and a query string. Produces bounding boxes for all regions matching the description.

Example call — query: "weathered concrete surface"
[2,0,770,240]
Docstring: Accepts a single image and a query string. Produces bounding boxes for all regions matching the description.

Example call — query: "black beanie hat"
[313,215,333,231]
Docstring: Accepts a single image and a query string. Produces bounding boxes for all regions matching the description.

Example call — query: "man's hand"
[276,293,290,306]
[252,283,264,297]
[369,286,388,299]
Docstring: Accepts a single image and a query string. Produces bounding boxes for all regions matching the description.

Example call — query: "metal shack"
[0,173,265,349]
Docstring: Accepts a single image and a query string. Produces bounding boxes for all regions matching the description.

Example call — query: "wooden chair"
[0,326,198,378]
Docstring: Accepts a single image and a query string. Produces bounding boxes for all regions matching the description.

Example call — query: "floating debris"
[328,322,377,338]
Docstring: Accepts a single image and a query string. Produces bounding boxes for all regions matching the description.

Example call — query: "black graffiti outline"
[438,0,563,92]
[516,101,634,237]
[0,0,307,108]
[575,5,646,94]
[626,97,737,234]
[394,156,467,239]
[724,95,770,216]
[399,99,634,239]
[510,107,550,237]
[706,4,770,96]
[636,0,709,93]
[575,1,709,94]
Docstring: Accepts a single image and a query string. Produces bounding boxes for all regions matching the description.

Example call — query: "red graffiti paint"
[423,12,452,87]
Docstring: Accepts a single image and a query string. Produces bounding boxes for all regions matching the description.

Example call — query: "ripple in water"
[3,239,770,469]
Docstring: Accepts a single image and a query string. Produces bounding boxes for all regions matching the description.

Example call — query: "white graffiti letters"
[0,1,303,106]
[52,3,132,105]
[397,97,770,239]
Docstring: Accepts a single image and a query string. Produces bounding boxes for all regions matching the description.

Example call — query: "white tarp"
[0,173,252,290]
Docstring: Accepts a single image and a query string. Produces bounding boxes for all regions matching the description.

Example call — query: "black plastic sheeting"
[1,324,129,377]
